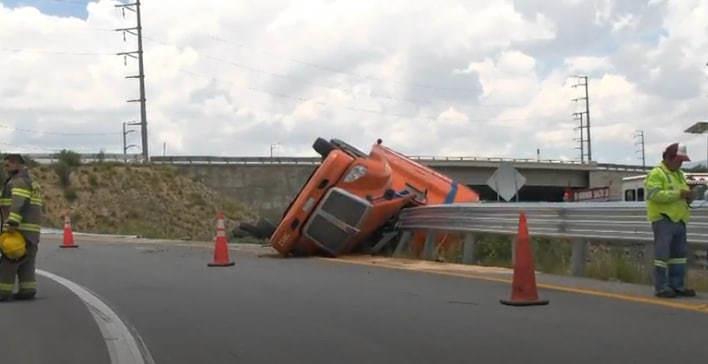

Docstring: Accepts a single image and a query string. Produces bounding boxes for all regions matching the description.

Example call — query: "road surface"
[2,235,708,363]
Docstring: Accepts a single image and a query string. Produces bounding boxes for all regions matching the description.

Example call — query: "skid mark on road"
[37,269,154,364]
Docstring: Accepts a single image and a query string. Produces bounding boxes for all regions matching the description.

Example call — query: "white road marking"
[37,269,154,364]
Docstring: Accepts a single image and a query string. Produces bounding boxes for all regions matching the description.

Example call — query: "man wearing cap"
[645,143,696,298]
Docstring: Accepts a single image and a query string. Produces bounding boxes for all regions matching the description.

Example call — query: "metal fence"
[395,202,708,276]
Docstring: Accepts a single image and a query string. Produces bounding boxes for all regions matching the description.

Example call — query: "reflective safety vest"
[644,162,690,223]
[0,168,43,243]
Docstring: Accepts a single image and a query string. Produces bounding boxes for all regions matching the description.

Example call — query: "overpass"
[146,155,647,218]
[25,153,649,220]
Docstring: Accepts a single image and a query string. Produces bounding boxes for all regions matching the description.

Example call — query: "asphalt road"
[3,238,708,364]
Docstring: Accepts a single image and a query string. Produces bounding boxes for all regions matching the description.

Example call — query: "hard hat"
[0,231,26,260]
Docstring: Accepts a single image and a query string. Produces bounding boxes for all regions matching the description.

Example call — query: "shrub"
[56,149,81,167]
[54,161,72,187]
[88,174,99,188]
[63,188,78,202]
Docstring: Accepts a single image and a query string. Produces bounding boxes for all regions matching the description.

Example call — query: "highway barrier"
[395,202,708,277]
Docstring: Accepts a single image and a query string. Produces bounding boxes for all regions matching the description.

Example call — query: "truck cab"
[269,138,479,257]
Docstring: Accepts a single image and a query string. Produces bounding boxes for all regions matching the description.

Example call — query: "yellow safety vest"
[644,162,690,223]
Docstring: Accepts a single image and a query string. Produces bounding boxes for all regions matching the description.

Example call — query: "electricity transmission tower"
[122,121,140,162]
[115,1,149,162]
[571,75,592,162]
[573,112,587,163]
[634,130,646,168]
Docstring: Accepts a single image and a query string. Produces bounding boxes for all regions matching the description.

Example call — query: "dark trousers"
[0,242,38,299]
[651,217,688,292]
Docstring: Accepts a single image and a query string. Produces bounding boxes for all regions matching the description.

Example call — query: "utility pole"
[116,1,149,163]
[122,121,139,162]
[634,130,646,168]
[572,75,592,162]
[270,143,280,160]
[572,112,586,163]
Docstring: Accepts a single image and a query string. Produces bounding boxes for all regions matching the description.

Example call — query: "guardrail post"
[393,231,412,258]
[462,234,476,265]
[423,231,437,261]
[571,239,587,277]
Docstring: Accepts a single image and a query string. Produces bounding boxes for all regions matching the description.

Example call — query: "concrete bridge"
[26,153,647,219]
[145,155,647,220]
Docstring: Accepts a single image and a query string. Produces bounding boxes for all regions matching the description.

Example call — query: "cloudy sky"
[0,0,707,164]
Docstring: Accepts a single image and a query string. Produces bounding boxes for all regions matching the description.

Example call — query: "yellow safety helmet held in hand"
[0,231,26,260]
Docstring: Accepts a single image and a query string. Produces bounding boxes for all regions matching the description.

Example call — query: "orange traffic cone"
[208,212,234,267]
[60,214,78,248]
[500,212,548,306]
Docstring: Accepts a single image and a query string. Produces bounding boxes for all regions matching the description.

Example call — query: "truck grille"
[320,189,368,226]
[306,215,350,253]
[304,188,371,255]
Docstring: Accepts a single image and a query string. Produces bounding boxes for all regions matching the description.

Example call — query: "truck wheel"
[313,138,335,158]
[255,218,277,238]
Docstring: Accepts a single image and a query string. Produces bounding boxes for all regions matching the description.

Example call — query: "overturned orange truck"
[269,138,479,257]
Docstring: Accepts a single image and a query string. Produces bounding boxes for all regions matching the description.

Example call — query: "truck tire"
[237,219,277,240]
[255,218,277,238]
[313,138,335,158]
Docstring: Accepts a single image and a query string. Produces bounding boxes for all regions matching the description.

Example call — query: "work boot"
[655,288,677,298]
[674,288,697,297]
[13,291,36,301]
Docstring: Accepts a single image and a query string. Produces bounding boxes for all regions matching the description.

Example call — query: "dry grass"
[34,164,255,240]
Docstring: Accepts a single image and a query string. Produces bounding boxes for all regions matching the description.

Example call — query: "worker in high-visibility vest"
[0,154,42,302]
[644,143,696,298]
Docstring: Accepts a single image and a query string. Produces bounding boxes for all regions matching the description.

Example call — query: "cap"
[664,143,691,162]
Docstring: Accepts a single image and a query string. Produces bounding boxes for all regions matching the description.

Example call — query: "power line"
[207,34,480,94]
[0,48,113,56]
[35,0,89,4]
[0,123,121,136]
[145,36,519,110]
[177,68,568,126]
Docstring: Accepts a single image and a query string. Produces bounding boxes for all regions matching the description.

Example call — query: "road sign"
[487,163,526,202]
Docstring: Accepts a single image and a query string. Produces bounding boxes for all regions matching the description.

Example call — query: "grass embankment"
[32,162,254,241]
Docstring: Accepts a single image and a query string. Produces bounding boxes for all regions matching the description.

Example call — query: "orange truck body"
[269,138,479,257]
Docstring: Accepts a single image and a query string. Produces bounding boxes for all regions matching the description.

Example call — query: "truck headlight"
[344,165,368,183]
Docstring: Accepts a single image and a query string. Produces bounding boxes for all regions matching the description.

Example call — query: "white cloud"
[0,0,707,165]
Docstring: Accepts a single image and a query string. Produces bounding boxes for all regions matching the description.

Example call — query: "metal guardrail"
[26,153,141,163]
[150,156,322,165]
[395,202,708,275]
[398,202,708,245]
[408,155,584,165]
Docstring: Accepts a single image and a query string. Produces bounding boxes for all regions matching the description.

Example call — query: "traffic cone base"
[501,212,549,307]
[500,298,549,306]
[208,261,235,267]
[60,245,79,249]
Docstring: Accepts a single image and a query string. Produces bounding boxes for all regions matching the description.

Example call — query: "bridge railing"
[22,153,650,172]
[394,202,708,276]
[150,156,322,165]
